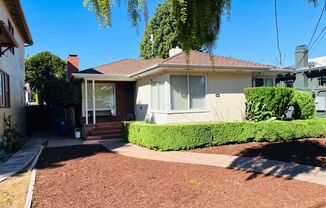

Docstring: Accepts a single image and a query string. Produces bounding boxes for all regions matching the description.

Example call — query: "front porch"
[80,79,135,140]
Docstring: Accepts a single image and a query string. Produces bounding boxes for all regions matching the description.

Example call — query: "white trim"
[92,80,96,124]
[166,109,210,114]
[84,79,88,125]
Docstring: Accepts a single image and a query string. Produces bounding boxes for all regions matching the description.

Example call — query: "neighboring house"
[276,45,326,117]
[0,0,33,133]
[71,49,285,126]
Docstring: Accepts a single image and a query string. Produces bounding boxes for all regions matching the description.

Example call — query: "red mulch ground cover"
[193,138,326,168]
[33,144,326,208]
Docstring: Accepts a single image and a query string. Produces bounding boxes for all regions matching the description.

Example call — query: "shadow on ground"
[36,144,109,169]
[228,140,326,180]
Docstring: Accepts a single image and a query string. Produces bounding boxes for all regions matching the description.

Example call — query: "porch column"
[84,79,88,125]
[92,80,96,124]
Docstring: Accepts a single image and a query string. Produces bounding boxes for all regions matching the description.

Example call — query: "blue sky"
[22,0,326,70]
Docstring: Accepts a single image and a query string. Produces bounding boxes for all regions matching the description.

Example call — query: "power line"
[309,24,326,51]
[274,0,283,66]
[307,0,326,48]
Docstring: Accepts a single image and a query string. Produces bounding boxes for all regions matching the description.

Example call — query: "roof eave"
[5,0,33,45]
[71,73,136,81]
[129,63,274,78]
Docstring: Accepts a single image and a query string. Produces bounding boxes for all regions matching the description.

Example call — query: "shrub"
[125,122,212,151]
[244,87,294,121]
[290,91,315,119]
[44,79,81,107]
[123,119,326,151]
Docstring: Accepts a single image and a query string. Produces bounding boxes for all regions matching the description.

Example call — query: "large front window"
[87,83,115,114]
[170,75,206,110]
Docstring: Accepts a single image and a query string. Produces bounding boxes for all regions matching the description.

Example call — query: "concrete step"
[85,133,123,140]
[89,129,122,136]
[85,122,122,128]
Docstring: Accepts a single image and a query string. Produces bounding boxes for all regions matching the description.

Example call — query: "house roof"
[4,0,33,45]
[161,50,268,67]
[78,51,271,78]
[90,58,164,75]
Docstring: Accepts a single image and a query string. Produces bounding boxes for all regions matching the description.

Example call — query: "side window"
[0,71,10,108]
[7,20,15,54]
[254,78,264,87]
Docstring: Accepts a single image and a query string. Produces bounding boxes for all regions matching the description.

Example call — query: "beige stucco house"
[72,49,288,127]
[0,0,33,133]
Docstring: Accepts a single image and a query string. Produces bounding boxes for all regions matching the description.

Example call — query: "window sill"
[167,109,209,114]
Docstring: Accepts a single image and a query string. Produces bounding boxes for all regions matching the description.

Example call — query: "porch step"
[89,129,122,136]
[83,121,124,141]
[85,133,123,141]
[85,121,122,128]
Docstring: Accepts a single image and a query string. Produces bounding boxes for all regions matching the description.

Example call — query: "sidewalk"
[99,139,326,186]
[0,132,44,182]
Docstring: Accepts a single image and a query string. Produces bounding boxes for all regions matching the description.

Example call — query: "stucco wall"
[0,1,26,134]
[135,71,252,124]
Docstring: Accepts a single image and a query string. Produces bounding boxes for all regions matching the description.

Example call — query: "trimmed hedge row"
[123,119,326,151]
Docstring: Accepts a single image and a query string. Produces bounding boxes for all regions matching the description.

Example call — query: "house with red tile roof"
[71,48,289,130]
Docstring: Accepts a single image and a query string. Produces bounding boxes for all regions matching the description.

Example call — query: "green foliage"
[123,119,326,151]
[84,0,319,53]
[44,79,81,107]
[25,51,66,103]
[140,2,201,59]
[244,87,294,121]
[169,0,231,53]
[291,91,315,119]
[3,115,24,151]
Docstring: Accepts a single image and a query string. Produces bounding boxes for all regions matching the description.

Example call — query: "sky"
[22,0,326,70]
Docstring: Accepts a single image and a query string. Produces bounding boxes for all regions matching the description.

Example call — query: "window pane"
[151,81,158,110]
[170,75,188,110]
[0,73,3,106]
[264,78,274,87]
[87,84,115,110]
[158,81,165,110]
[189,76,205,109]
[255,78,264,87]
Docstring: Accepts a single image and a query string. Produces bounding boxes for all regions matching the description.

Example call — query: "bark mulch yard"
[193,138,326,168]
[33,144,326,208]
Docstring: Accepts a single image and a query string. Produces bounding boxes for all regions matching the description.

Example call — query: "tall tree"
[25,51,66,104]
[84,0,319,53]
[140,2,200,59]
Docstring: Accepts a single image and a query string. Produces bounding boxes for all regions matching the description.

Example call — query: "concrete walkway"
[99,139,326,186]
[0,132,44,182]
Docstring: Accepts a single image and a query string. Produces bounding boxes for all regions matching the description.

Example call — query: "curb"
[24,144,44,208]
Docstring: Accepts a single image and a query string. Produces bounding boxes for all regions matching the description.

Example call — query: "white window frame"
[168,73,208,114]
[253,77,275,87]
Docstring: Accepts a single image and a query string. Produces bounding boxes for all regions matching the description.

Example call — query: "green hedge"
[291,90,316,119]
[123,119,326,151]
[244,87,315,121]
[244,87,294,121]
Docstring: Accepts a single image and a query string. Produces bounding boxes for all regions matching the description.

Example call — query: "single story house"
[71,49,288,128]
[0,0,33,134]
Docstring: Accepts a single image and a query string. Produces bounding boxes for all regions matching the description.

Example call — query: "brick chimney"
[67,54,79,80]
